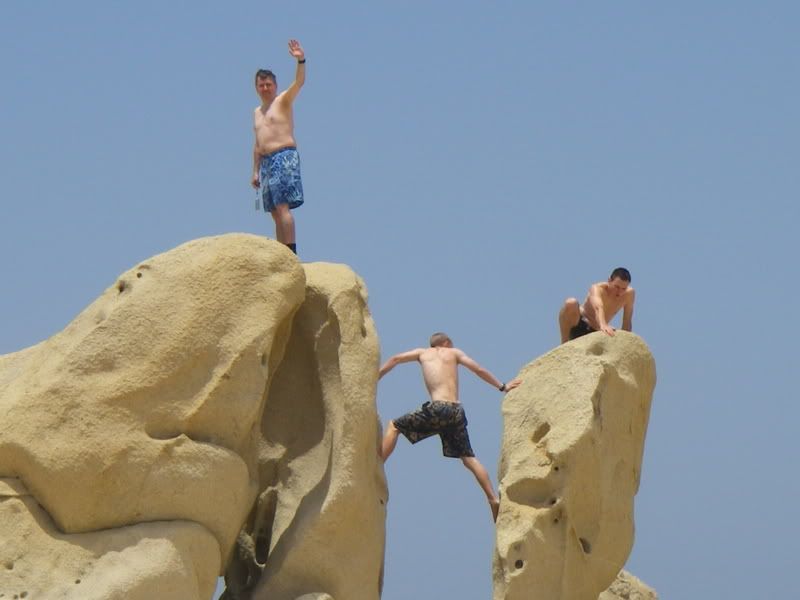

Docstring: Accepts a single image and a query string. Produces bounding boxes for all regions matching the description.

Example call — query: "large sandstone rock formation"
[493,332,656,600]
[0,234,386,600]
[1,232,658,600]
[222,263,387,600]
[1,477,219,599]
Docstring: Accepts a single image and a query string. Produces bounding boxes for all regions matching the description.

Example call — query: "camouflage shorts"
[392,401,474,458]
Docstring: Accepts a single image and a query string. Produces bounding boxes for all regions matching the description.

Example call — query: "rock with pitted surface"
[222,262,387,600]
[0,234,387,600]
[0,234,306,599]
[600,570,659,600]
[1,477,220,600]
[493,331,656,600]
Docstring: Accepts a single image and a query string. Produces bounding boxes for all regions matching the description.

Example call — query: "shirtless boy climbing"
[378,332,521,521]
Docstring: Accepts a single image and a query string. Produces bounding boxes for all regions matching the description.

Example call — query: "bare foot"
[489,497,500,522]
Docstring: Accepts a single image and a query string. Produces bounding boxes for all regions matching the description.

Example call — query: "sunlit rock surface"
[0,232,657,600]
[0,234,305,598]
[600,569,659,600]
[494,332,656,600]
[223,263,387,600]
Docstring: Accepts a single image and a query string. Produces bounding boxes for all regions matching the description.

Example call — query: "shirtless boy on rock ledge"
[378,333,521,521]
[558,267,636,344]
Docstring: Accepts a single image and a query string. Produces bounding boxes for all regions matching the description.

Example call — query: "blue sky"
[2,2,798,598]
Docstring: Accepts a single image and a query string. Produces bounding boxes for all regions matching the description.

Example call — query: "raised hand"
[288,39,305,61]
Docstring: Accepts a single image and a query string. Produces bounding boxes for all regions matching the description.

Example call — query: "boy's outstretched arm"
[378,348,424,380]
[455,350,522,392]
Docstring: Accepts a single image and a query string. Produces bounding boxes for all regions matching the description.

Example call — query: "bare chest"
[601,295,626,317]
[583,292,624,320]
[255,105,290,130]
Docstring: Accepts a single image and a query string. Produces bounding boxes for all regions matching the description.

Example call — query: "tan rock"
[600,569,659,599]
[224,263,387,600]
[0,234,306,598]
[493,332,656,600]
[0,477,219,599]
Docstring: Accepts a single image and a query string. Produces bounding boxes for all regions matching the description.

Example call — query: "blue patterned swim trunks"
[257,146,304,212]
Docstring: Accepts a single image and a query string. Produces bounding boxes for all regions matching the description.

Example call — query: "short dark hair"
[429,332,451,347]
[609,267,631,282]
[254,69,276,84]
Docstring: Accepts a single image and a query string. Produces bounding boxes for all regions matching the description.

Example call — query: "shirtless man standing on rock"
[378,332,521,521]
[558,267,636,344]
[251,39,306,255]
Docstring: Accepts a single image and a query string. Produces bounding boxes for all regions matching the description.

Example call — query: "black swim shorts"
[392,401,475,458]
[569,316,597,340]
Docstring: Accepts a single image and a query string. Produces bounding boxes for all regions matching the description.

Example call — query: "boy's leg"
[559,297,581,344]
[461,456,500,521]
[381,421,400,462]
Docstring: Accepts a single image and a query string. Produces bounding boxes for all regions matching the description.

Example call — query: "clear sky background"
[2,2,798,599]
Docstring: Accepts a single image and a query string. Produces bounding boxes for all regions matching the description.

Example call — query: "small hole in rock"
[20,593,27,599]
[75,579,81,584]
[261,353,267,366]
[136,272,142,278]
[4,562,12,570]
[117,280,126,293]
[579,537,592,554]
[532,422,551,443]
[587,343,604,356]
[514,560,524,569]
[554,466,560,471]
[550,498,558,505]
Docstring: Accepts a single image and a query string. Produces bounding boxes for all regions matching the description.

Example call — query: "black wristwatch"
[499,383,506,392]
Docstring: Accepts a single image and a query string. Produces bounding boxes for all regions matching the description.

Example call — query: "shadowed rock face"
[493,332,656,600]
[223,263,388,600]
[0,234,306,599]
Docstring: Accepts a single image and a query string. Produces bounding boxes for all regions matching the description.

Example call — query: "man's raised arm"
[283,39,306,102]
[455,350,521,393]
[378,349,424,380]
